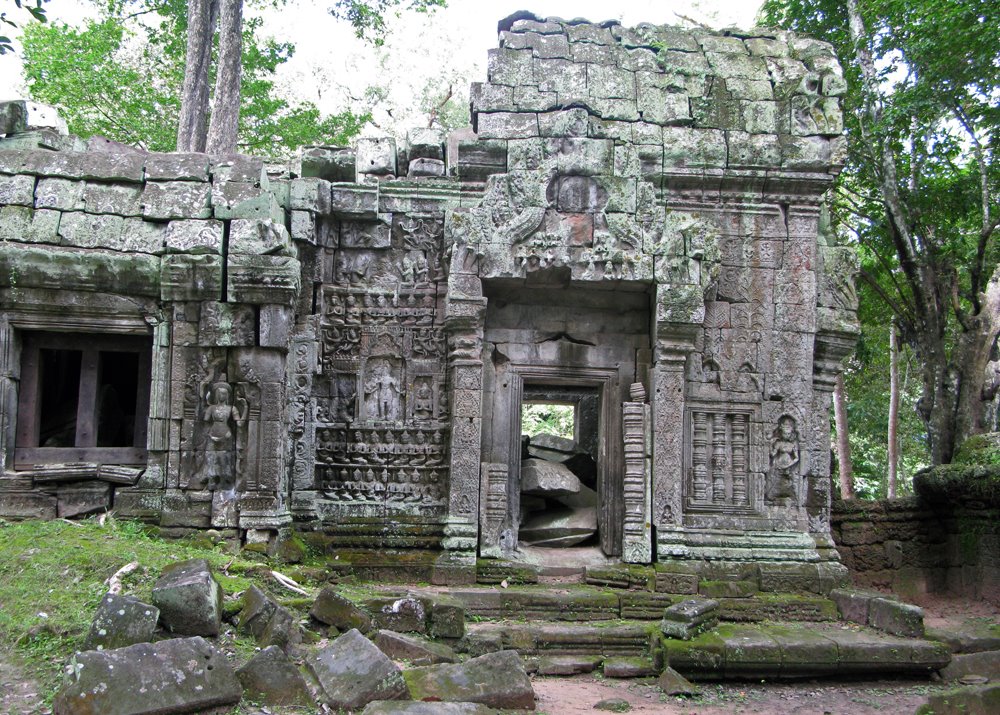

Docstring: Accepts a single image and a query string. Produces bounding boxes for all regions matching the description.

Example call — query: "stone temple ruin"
[0,12,859,590]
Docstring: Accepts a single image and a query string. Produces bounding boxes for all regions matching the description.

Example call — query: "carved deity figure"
[364,360,400,421]
[197,381,248,489]
[413,380,434,420]
[766,415,800,504]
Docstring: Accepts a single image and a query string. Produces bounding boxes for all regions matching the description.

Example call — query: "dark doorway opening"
[518,385,600,549]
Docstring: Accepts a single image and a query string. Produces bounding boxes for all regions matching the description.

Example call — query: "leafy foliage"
[760,0,1000,467]
[0,0,48,55]
[331,0,446,46]
[522,403,575,441]
[20,1,369,153]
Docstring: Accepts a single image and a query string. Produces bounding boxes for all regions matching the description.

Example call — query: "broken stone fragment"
[368,595,430,634]
[429,595,466,639]
[408,158,446,178]
[657,666,700,696]
[602,656,657,678]
[310,585,373,633]
[374,629,458,665]
[520,458,581,496]
[362,702,499,715]
[299,145,356,182]
[236,645,314,707]
[232,584,277,639]
[519,505,597,547]
[259,603,301,650]
[52,637,241,715]
[0,100,28,135]
[150,558,223,636]
[306,628,410,710]
[404,649,535,710]
[660,597,720,640]
[83,592,159,651]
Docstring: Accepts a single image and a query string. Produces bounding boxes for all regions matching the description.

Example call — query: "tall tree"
[887,316,900,497]
[20,1,368,153]
[833,372,854,499]
[205,0,242,152]
[760,0,1000,464]
[176,0,217,151]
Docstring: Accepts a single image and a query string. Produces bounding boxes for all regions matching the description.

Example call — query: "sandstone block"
[236,645,313,707]
[374,629,458,665]
[83,592,159,651]
[404,650,535,710]
[520,458,581,496]
[52,637,241,715]
[150,558,223,636]
[310,586,373,633]
[307,628,409,710]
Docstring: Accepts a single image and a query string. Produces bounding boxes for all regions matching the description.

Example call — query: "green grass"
[0,516,300,699]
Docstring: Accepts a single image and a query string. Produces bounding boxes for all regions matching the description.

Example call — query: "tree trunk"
[833,372,854,499]
[176,0,218,152]
[206,0,243,154]
[887,319,899,497]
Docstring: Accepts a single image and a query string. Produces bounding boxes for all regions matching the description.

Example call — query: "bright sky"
[0,0,764,137]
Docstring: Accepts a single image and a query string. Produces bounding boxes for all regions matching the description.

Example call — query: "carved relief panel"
[684,406,763,513]
[312,215,450,518]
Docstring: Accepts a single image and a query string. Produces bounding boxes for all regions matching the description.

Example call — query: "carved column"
[0,316,18,471]
[621,383,652,563]
[438,255,486,581]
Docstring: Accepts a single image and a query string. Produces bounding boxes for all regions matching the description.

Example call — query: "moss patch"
[0,517,298,702]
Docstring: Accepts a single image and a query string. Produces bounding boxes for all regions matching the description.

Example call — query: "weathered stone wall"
[0,14,859,585]
[831,497,1000,606]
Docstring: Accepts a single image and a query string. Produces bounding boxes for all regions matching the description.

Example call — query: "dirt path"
[532,675,948,714]
[0,649,48,715]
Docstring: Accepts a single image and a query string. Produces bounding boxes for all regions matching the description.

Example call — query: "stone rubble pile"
[519,432,599,547]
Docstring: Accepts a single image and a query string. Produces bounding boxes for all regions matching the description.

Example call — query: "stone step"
[660,622,951,681]
[397,585,837,623]
[464,620,951,681]
[466,620,655,657]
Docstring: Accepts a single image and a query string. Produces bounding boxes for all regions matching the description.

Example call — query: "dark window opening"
[16,333,151,467]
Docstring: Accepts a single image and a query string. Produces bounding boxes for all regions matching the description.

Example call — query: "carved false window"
[15,332,151,468]
[685,408,757,512]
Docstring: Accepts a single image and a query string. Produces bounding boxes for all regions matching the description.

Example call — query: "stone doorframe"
[491,364,622,557]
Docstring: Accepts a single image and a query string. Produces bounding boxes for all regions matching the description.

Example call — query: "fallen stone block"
[404,649,535,710]
[374,629,458,665]
[233,584,277,639]
[828,587,879,625]
[520,458,581,496]
[151,558,223,636]
[52,636,241,715]
[602,656,657,678]
[940,650,1000,682]
[369,595,430,634]
[260,604,301,650]
[429,595,466,639]
[307,628,409,710]
[594,698,632,712]
[236,645,313,707]
[657,666,700,696]
[83,592,159,651]
[362,702,498,715]
[868,597,924,638]
[661,598,719,640]
[915,684,1000,715]
[519,505,597,547]
[537,654,602,675]
[310,585,372,633]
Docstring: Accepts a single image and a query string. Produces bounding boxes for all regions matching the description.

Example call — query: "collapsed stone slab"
[307,628,410,710]
[519,505,597,547]
[83,592,159,651]
[150,558,223,636]
[236,645,314,707]
[520,458,581,497]
[374,629,458,665]
[310,585,373,633]
[53,637,241,715]
[404,649,535,710]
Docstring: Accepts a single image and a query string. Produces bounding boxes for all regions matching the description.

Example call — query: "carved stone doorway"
[478,279,652,559]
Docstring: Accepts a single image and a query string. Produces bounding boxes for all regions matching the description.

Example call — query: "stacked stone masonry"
[832,497,1000,607]
[0,13,859,588]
